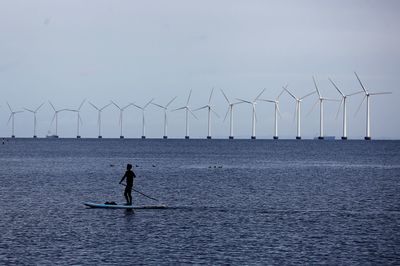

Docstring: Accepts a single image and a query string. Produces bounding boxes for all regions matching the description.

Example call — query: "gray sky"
[0,0,399,139]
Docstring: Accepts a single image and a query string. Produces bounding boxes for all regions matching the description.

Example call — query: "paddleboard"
[83,202,167,209]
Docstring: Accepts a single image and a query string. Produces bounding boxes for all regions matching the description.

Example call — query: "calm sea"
[0,139,399,265]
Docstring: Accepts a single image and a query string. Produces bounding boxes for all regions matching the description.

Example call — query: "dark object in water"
[104,201,117,205]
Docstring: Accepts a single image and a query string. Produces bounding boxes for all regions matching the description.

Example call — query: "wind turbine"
[24,103,45,138]
[89,102,112,138]
[259,88,286,139]
[354,72,392,140]
[310,77,340,140]
[6,102,24,138]
[49,101,69,138]
[111,101,132,139]
[236,88,265,139]
[152,96,177,139]
[173,90,198,139]
[221,89,242,139]
[284,87,316,139]
[67,99,86,139]
[329,78,363,140]
[194,88,220,139]
[132,99,154,139]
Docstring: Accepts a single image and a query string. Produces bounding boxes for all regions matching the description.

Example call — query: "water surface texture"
[0,139,399,265]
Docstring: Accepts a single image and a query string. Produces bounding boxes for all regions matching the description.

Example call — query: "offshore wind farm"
[1,1,400,265]
[0,74,393,140]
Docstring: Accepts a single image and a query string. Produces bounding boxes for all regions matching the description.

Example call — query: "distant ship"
[46,135,59,139]
[314,136,335,140]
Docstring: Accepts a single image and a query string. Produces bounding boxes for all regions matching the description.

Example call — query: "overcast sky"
[0,0,399,139]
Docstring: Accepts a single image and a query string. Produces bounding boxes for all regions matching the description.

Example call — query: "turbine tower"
[311,77,340,140]
[152,96,177,139]
[236,88,265,139]
[329,78,363,140]
[354,72,392,140]
[173,90,197,139]
[194,88,219,139]
[24,103,45,138]
[133,99,154,139]
[7,102,24,138]
[259,88,286,139]
[221,89,242,139]
[284,88,315,139]
[49,102,68,138]
[67,99,86,139]
[111,101,132,139]
[89,102,112,138]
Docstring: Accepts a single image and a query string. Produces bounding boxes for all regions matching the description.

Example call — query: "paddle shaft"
[120,183,159,202]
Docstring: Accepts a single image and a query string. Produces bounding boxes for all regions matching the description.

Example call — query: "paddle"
[120,183,160,202]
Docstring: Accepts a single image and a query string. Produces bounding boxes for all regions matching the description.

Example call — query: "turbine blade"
[369,92,392,95]
[223,108,229,122]
[144,98,154,109]
[24,108,34,113]
[300,91,316,100]
[50,113,56,127]
[101,103,112,110]
[306,99,319,117]
[193,106,208,111]
[254,88,266,101]
[335,99,343,120]
[166,96,177,107]
[329,78,345,97]
[312,76,321,97]
[293,103,298,123]
[354,96,366,117]
[347,90,364,97]
[211,107,220,118]
[188,108,198,119]
[276,104,282,119]
[284,87,297,100]
[221,89,230,104]
[276,88,285,100]
[89,102,99,110]
[259,99,275,103]
[122,103,132,110]
[7,102,12,112]
[186,90,192,105]
[35,102,45,112]
[151,102,165,109]
[172,106,186,111]
[208,88,214,104]
[49,101,56,112]
[78,99,86,110]
[111,101,121,109]
[354,72,368,94]
[235,98,252,104]
[7,114,12,124]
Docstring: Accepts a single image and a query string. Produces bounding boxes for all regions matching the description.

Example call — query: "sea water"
[0,139,399,265]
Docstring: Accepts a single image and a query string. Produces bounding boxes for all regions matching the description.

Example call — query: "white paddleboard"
[83,202,166,209]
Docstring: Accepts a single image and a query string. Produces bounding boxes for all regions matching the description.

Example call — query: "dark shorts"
[124,186,132,194]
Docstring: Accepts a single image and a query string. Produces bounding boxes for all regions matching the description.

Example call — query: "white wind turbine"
[329,78,363,140]
[7,102,24,138]
[309,77,340,140]
[259,88,286,139]
[152,96,177,139]
[284,87,316,139]
[49,101,69,138]
[236,89,265,139]
[111,101,132,139]
[132,99,154,139]
[24,103,45,138]
[173,90,198,139]
[67,99,86,139]
[221,89,243,139]
[354,72,392,140]
[89,102,112,138]
[194,88,220,139]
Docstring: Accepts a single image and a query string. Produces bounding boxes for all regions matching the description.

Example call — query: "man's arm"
[119,172,126,184]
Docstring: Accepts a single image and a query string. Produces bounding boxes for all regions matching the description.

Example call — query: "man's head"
[127,164,132,170]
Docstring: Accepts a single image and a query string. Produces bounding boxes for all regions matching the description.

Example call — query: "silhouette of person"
[119,164,136,205]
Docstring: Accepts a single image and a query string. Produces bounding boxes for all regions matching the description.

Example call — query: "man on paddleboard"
[119,164,136,205]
